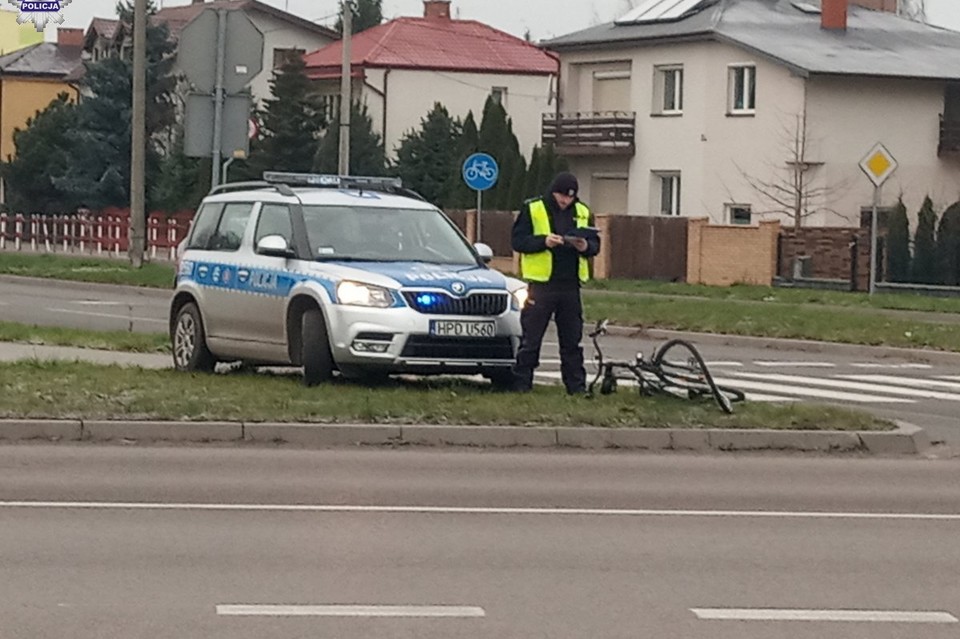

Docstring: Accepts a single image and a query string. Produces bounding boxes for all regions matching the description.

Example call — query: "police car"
[170,172,527,387]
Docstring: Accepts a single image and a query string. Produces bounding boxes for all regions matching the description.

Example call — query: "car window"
[209,203,253,252]
[255,204,293,246]
[302,205,477,264]
[187,203,224,250]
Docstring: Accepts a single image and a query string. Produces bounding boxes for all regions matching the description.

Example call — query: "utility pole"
[129,0,147,268]
[338,0,352,175]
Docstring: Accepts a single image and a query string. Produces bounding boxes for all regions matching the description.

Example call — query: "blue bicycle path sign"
[462,153,499,191]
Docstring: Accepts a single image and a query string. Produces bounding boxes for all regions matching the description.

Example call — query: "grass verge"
[584,294,960,351]
[0,360,892,431]
[0,321,169,353]
[0,252,174,288]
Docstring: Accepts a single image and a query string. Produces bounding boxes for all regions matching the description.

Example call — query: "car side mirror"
[256,235,295,258]
[474,242,493,264]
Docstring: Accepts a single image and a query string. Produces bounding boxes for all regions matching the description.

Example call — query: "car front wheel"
[301,308,335,387]
[172,302,215,372]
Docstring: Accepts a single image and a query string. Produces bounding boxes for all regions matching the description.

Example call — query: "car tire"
[172,302,216,372]
[301,308,334,387]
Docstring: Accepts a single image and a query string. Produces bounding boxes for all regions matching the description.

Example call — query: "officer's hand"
[568,237,588,253]
[545,233,564,248]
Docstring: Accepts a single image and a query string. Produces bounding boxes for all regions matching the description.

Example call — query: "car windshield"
[302,205,479,265]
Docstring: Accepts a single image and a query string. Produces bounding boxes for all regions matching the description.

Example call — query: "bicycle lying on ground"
[587,319,745,414]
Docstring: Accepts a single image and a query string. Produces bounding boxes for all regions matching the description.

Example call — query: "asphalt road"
[2,275,958,443]
[2,445,959,639]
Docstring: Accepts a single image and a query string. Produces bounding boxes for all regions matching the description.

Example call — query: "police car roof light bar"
[263,172,404,192]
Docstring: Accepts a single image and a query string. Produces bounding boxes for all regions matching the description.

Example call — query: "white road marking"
[706,361,743,367]
[216,605,485,618]
[45,307,166,325]
[753,361,836,368]
[837,375,960,392]
[2,501,960,520]
[691,608,958,623]
[938,376,960,382]
[711,376,913,404]
[850,362,932,369]
[731,372,960,402]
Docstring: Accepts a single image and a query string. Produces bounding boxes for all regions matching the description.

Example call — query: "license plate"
[429,320,496,338]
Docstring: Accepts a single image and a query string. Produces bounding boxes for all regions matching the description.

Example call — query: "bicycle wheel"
[651,339,740,414]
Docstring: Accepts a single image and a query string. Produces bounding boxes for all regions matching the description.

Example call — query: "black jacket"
[511,193,601,284]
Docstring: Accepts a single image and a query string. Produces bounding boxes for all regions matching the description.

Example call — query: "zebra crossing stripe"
[711,375,913,404]
[730,372,960,402]
[938,376,960,382]
[837,375,960,392]
[753,361,835,368]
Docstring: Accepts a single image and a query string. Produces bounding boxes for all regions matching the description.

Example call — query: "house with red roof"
[303,0,558,159]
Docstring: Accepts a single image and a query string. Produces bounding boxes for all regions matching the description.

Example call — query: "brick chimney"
[57,27,85,47]
[821,0,848,30]
[423,1,451,20]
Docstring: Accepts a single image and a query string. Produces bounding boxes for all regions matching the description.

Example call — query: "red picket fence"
[0,210,194,261]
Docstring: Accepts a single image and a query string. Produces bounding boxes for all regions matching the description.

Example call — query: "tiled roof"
[89,17,118,40]
[545,0,960,81]
[0,42,83,77]
[303,17,558,77]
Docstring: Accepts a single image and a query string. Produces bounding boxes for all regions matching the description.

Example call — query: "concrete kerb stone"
[0,420,931,455]
[859,421,931,455]
[81,420,243,443]
[0,419,82,442]
[244,423,402,447]
[401,425,557,448]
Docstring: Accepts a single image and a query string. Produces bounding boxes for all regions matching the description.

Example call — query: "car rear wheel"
[301,308,334,387]
[172,302,215,372]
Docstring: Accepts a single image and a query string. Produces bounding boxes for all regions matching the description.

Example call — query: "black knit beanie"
[549,172,579,197]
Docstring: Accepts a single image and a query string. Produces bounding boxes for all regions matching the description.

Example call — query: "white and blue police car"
[170,172,527,387]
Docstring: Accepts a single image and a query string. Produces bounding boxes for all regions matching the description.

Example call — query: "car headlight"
[337,281,394,308]
[511,286,529,311]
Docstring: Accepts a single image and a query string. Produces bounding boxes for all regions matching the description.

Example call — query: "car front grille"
[402,290,509,316]
[401,336,515,360]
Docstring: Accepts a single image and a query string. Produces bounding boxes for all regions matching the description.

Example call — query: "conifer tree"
[935,201,960,285]
[314,100,387,176]
[885,197,911,283]
[336,0,383,34]
[395,103,462,206]
[911,196,938,284]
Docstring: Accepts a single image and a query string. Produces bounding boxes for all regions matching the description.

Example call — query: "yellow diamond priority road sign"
[859,142,898,187]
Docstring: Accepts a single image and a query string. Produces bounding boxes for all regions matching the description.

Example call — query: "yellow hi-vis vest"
[520,198,591,283]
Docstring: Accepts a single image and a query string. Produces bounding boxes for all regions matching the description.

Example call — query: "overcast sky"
[48,0,960,41]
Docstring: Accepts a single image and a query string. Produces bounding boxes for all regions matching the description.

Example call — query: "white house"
[303,0,558,159]
[543,0,960,225]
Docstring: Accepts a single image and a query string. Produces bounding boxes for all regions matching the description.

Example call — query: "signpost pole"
[476,189,482,244]
[869,184,881,296]
[129,0,146,267]
[210,9,228,188]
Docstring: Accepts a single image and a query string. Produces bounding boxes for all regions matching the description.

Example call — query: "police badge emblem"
[8,0,72,32]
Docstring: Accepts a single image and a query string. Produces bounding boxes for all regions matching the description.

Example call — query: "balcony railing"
[542,111,636,156]
[939,115,960,156]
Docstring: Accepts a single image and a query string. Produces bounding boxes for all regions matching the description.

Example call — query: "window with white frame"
[654,65,683,114]
[726,204,752,225]
[655,172,681,216]
[728,64,756,114]
[490,86,508,108]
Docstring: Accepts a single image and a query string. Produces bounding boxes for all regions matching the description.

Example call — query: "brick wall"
[777,225,884,291]
[686,218,781,286]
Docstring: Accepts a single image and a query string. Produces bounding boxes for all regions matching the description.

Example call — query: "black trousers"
[513,283,586,393]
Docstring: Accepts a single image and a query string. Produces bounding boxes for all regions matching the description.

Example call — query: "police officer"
[511,172,600,394]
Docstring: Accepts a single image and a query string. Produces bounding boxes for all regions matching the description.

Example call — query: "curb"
[0,419,930,455]
[604,325,960,364]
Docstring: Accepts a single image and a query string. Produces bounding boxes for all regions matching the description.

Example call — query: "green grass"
[0,253,174,288]
[0,360,892,431]
[583,294,960,351]
[0,321,169,353]
[586,279,960,314]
